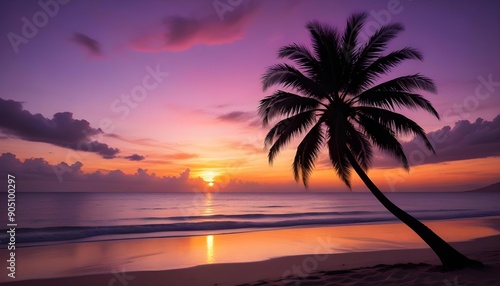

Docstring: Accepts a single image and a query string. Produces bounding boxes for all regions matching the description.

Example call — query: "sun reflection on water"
[206,235,214,263]
[203,192,213,217]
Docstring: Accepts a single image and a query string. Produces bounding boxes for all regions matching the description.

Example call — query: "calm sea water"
[1,192,499,247]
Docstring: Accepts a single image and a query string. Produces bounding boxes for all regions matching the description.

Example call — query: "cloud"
[0,153,259,192]
[0,152,84,181]
[216,110,262,128]
[72,33,102,57]
[124,154,145,161]
[164,153,199,160]
[313,114,500,170]
[225,140,265,155]
[179,168,190,181]
[373,114,500,168]
[0,152,196,192]
[0,98,119,159]
[403,115,500,165]
[217,111,255,122]
[105,133,179,151]
[129,2,258,52]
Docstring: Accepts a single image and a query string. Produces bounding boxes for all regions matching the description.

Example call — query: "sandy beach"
[2,236,499,286]
[2,217,500,286]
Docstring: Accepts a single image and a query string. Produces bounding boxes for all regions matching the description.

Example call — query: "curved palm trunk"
[346,152,483,270]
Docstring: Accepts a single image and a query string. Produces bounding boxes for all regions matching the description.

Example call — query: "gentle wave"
[0,217,390,245]
[108,209,473,223]
[139,211,374,221]
[1,209,499,246]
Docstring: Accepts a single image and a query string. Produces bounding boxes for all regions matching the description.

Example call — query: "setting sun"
[202,171,218,184]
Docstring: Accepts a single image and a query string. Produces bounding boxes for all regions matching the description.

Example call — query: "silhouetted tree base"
[440,255,483,271]
[429,260,484,272]
[346,152,484,271]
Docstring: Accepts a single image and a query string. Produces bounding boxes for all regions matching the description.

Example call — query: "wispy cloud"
[0,98,119,159]
[105,134,179,150]
[72,32,102,57]
[164,152,200,160]
[225,140,265,155]
[217,111,255,122]
[216,110,262,128]
[129,2,258,52]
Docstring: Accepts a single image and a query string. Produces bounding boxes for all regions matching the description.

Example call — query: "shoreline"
[3,235,499,286]
[2,217,499,285]
[5,192,500,250]
[5,214,500,250]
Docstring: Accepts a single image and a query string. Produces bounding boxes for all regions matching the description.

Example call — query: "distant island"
[466,182,500,192]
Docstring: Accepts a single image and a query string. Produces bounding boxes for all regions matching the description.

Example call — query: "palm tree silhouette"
[258,13,482,270]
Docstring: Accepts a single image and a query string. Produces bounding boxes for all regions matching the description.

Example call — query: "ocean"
[1,191,500,247]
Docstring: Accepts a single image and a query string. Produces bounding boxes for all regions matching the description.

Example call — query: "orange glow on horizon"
[9,132,497,192]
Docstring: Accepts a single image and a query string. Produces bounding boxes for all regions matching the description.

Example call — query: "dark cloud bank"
[0,98,142,161]
[377,114,500,168]
[0,153,260,193]
[0,152,200,192]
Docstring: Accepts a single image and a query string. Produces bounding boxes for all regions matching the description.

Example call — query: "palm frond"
[306,21,342,94]
[293,122,325,187]
[350,47,423,93]
[278,43,320,80]
[258,91,324,126]
[339,13,368,90]
[359,74,437,94]
[346,122,373,171]
[354,23,404,71]
[356,113,409,169]
[265,111,316,164]
[326,115,352,188]
[355,106,435,153]
[341,12,368,79]
[262,63,325,99]
[355,90,439,119]
[342,12,367,58]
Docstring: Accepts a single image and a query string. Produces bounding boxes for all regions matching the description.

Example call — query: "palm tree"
[258,13,482,270]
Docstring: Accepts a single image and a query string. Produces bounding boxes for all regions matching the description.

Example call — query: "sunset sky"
[0,0,499,192]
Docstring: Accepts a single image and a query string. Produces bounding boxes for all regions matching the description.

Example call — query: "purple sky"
[0,0,499,192]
